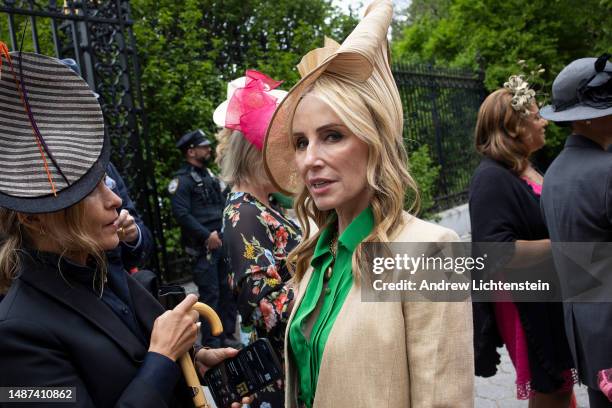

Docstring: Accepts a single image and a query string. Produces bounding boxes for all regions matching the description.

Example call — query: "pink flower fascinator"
[213,70,287,150]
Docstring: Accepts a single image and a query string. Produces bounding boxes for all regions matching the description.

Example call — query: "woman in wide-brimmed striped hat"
[0,46,247,407]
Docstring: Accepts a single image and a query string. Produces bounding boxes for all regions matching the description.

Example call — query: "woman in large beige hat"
[263,1,474,406]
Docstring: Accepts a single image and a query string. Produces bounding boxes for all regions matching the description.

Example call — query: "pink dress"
[494,177,575,400]
[493,301,533,398]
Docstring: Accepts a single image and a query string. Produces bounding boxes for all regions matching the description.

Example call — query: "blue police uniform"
[170,163,225,247]
[169,130,236,347]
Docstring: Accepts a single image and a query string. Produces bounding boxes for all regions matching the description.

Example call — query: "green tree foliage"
[407,145,441,220]
[394,0,611,84]
[404,0,451,24]
[130,0,357,252]
[0,15,59,56]
[392,0,612,156]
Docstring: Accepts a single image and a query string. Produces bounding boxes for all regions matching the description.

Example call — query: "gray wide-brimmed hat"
[0,50,109,213]
[540,53,612,122]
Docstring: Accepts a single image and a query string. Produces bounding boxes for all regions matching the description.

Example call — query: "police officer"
[169,129,236,347]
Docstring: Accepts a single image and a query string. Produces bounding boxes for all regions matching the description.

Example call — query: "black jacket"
[469,157,573,392]
[0,252,192,407]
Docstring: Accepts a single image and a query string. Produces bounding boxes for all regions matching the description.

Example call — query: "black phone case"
[203,338,283,408]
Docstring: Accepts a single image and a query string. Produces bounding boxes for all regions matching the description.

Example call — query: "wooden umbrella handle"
[179,302,223,408]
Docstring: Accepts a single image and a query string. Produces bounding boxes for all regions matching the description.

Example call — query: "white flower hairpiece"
[503,75,536,117]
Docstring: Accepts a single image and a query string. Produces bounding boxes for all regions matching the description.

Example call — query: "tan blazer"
[284,212,474,408]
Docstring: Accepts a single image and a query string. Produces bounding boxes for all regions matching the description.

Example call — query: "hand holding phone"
[203,339,282,408]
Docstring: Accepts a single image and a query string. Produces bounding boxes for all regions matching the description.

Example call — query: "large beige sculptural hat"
[263,0,402,195]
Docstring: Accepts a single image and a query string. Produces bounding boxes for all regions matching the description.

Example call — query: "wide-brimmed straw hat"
[540,54,612,122]
[263,0,400,196]
[0,48,108,213]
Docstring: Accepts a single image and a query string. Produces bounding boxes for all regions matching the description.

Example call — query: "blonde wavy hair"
[475,88,535,174]
[288,73,419,283]
[0,201,107,295]
[215,128,270,189]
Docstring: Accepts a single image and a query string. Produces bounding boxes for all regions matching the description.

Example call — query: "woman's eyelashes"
[325,131,343,142]
[294,130,343,151]
[295,136,308,150]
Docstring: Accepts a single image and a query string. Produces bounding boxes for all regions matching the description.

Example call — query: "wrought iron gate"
[394,62,487,211]
[0,0,168,278]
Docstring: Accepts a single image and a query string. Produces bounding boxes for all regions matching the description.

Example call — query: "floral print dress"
[222,192,301,407]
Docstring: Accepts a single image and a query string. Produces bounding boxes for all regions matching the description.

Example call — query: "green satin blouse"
[288,207,374,408]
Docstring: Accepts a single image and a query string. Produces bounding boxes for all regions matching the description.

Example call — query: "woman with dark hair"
[0,48,246,407]
[470,75,576,407]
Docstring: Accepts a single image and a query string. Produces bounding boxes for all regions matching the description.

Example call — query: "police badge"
[168,178,179,194]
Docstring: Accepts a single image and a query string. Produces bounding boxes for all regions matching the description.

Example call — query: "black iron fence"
[394,62,487,211]
[0,0,168,277]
